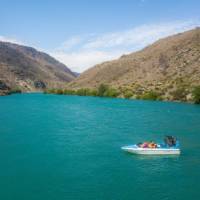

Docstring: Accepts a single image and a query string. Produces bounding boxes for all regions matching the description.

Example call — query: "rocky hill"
[0,41,76,95]
[69,28,200,101]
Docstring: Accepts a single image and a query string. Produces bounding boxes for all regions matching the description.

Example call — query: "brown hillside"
[69,28,200,100]
[0,42,76,95]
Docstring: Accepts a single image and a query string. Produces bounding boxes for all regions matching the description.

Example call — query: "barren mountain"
[0,42,76,95]
[69,28,200,100]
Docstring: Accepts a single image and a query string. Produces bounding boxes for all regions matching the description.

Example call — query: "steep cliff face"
[69,28,200,100]
[0,41,76,95]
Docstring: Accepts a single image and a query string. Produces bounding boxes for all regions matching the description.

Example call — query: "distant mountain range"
[0,42,76,95]
[69,28,200,101]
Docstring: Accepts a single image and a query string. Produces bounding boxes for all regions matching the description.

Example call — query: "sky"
[0,0,200,72]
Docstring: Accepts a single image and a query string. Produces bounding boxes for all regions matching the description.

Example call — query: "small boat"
[121,136,180,155]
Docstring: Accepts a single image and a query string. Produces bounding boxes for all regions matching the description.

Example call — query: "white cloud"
[50,20,200,73]
[83,21,199,50]
[56,36,82,51]
[1,20,200,73]
[52,50,122,73]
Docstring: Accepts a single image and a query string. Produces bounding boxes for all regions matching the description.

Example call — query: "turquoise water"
[0,93,200,200]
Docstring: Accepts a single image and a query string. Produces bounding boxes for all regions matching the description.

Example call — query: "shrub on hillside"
[104,88,119,97]
[9,87,22,94]
[63,89,76,95]
[96,84,119,97]
[170,88,187,101]
[123,90,133,99]
[97,84,109,97]
[192,86,200,104]
[76,88,89,96]
[55,89,64,95]
[139,90,160,101]
[89,89,98,96]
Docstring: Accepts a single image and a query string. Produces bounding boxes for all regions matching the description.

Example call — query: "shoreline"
[2,90,199,105]
[45,92,196,105]
[0,90,43,96]
[43,84,200,105]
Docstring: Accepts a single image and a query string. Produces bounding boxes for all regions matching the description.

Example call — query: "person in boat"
[164,136,177,147]
[138,141,157,148]
[148,141,157,148]
[137,142,148,148]
[136,136,179,149]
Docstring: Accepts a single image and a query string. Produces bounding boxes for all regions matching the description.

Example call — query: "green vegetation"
[45,85,200,105]
[123,90,134,99]
[63,89,76,95]
[97,84,108,97]
[45,85,163,101]
[192,86,200,104]
[76,88,90,96]
[137,90,161,101]
[170,88,187,101]
[8,87,22,94]
[103,87,119,97]
[44,84,119,98]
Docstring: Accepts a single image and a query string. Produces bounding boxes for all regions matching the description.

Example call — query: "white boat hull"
[121,146,180,155]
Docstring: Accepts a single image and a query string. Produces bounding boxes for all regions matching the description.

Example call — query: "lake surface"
[0,93,200,200]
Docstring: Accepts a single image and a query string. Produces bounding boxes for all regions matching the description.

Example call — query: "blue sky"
[0,0,200,72]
